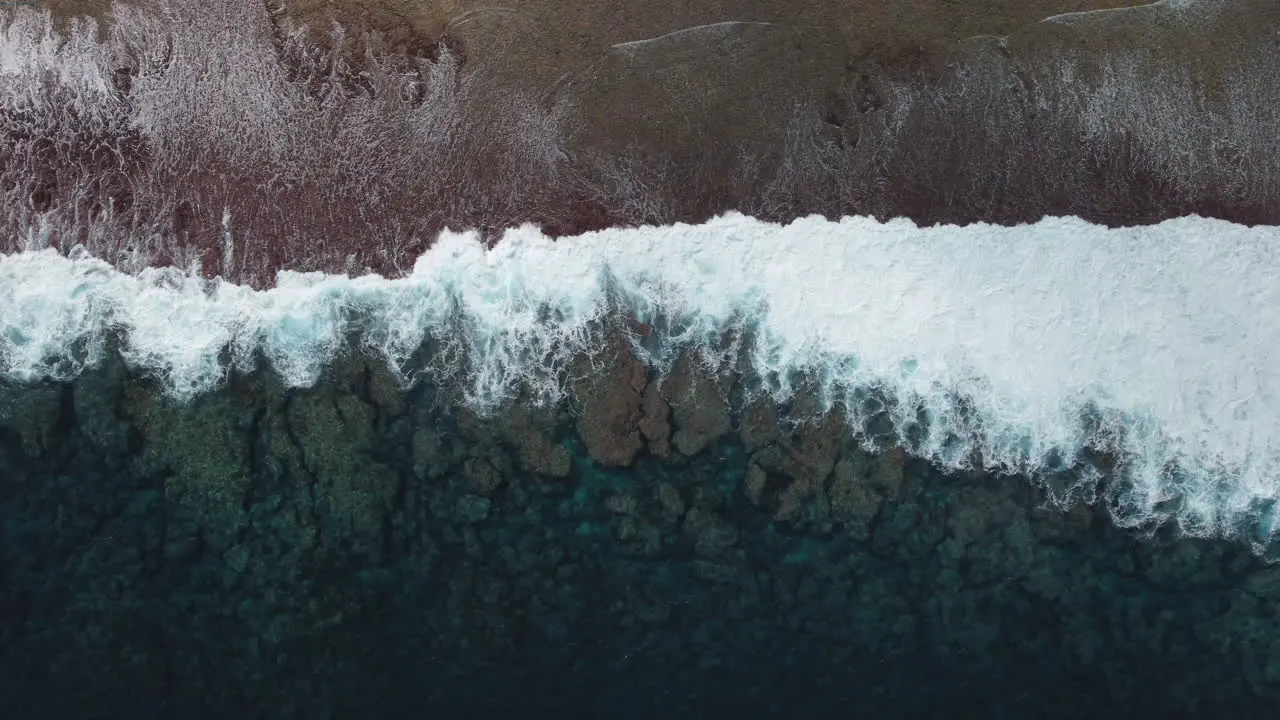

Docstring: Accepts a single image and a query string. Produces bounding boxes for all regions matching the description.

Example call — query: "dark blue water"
[0,345,1274,718]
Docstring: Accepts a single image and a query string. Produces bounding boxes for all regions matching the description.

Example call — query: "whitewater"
[1,212,1277,546]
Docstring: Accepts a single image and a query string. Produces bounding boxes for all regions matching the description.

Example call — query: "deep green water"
[0,346,1277,718]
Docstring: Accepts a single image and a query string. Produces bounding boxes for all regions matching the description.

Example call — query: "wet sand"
[5,0,1274,280]
[5,2,1269,281]
[7,0,1280,280]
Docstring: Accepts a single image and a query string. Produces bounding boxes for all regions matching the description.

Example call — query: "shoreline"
[1,0,1277,286]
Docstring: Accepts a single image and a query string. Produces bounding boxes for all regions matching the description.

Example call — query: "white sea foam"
[2,213,1279,546]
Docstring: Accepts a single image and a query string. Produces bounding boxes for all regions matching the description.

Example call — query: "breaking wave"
[3,212,1279,548]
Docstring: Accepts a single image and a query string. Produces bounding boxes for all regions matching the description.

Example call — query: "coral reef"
[0,339,1277,717]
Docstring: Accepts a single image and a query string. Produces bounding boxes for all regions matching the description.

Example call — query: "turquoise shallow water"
[0,345,1276,718]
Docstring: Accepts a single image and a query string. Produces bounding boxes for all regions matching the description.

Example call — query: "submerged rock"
[1,346,1278,717]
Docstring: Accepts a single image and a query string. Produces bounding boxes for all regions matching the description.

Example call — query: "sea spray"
[3,212,1278,546]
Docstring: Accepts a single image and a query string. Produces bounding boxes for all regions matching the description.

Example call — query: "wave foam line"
[2,213,1279,545]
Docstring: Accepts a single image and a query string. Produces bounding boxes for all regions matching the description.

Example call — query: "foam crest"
[3,213,1280,545]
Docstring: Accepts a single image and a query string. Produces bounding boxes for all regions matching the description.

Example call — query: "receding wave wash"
[3,213,1279,551]
[0,0,1278,285]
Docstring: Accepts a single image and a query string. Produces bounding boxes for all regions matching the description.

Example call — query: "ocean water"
[2,0,1280,717]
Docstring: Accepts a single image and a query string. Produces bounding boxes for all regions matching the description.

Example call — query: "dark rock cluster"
[0,337,1277,718]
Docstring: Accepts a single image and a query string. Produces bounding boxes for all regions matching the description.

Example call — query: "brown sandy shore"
[1,0,1277,286]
